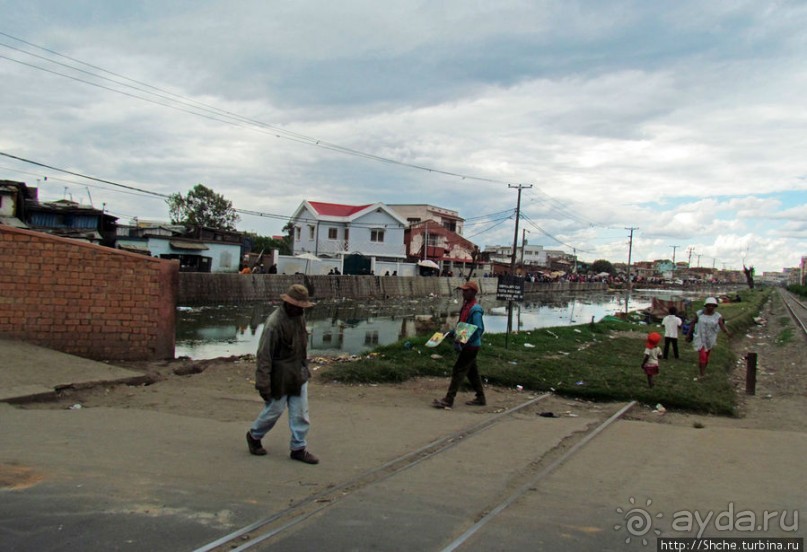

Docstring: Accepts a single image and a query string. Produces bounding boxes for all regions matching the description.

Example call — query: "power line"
[520,213,596,255]
[0,164,166,201]
[0,151,170,198]
[464,213,515,239]
[0,32,572,199]
[0,151,521,235]
[523,187,602,228]
[462,209,516,227]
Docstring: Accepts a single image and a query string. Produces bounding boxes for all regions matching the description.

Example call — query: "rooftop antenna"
[85,186,94,207]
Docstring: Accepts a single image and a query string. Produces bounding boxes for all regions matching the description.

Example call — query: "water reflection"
[175,292,655,359]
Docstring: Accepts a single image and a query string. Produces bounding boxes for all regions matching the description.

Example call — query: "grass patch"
[787,284,807,299]
[326,289,771,416]
[776,327,794,345]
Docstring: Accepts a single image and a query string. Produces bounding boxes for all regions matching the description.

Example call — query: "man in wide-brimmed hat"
[246,284,319,464]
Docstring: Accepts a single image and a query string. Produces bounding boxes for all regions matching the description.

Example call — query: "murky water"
[175,291,669,359]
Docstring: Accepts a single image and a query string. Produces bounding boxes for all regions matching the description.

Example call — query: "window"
[370,229,384,243]
[407,217,421,225]
[328,228,338,240]
[309,225,315,240]
[344,228,349,241]
[295,226,301,240]
[364,331,379,345]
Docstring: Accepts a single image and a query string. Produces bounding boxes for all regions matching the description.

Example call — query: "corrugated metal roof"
[169,239,209,251]
[118,244,151,254]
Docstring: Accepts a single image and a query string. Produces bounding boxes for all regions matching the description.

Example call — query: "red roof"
[308,201,372,217]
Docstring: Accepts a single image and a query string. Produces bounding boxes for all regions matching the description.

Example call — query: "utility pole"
[520,228,530,265]
[625,227,638,314]
[509,184,532,274]
[422,225,428,261]
[687,247,694,267]
[507,184,532,347]
[697,254,702,268]
[625,227,638,289]
[670,245,679,277]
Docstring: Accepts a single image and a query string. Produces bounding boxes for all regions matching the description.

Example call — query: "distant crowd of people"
[240,263,278,274]
[238,264,733,286]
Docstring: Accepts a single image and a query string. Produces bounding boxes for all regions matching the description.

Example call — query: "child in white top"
[661,307,682,359]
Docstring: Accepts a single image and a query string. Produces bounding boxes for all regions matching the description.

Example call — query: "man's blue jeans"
[249,382,310,451]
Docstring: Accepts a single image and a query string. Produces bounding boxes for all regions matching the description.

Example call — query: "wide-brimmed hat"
[456,280,479,294]
[646,332,661,347]
[704,297,719,306]
[280,284,315,308]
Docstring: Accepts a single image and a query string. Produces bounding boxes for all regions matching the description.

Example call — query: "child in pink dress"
[642,332,662,388]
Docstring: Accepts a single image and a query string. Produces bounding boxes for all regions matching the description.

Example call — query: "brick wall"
[0,226,177,360]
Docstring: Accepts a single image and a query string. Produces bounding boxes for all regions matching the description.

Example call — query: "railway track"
[194,397,636,552]
[779,288,807,337]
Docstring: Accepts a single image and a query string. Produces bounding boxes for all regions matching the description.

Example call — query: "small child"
[661,307,682,359]
[642,332,662,387]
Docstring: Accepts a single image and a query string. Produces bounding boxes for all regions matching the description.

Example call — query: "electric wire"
[464,213,514,240]
[1,32,577,207]
[0,151,170,198]
[524,187,602,228]
[0,151,522,234]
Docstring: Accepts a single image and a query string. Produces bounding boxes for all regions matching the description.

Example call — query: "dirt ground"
[21,291,806,433]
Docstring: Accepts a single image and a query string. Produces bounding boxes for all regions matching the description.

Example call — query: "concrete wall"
[274,256,420,277]
[178,273,607,304]
[0,226,177,360]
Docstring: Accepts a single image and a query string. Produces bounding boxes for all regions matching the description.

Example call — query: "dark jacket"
[254,306,310,399]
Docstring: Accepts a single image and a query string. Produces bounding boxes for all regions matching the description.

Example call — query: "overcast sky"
[2,1,806,273]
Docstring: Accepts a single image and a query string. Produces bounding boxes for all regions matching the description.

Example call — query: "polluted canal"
[175,291,657,360]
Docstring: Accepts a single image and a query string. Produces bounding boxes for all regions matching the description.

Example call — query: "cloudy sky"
[2,1,806,273]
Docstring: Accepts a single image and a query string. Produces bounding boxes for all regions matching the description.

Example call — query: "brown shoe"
[432,398,453,409]
[290,448,319,465]
[246,431,267,456]
[465,397,486,406]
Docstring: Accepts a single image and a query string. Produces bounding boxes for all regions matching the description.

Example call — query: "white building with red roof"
[289,200,407,260]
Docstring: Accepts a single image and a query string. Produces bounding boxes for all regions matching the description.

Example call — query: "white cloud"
[1,1,806,272]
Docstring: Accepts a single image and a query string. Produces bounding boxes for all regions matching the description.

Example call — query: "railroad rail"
[194,397,636,551]
[780,288,807,337]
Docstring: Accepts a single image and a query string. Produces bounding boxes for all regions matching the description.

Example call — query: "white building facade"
[290,201,407,260]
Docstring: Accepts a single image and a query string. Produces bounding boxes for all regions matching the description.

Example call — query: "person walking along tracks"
[686,296,731,380]
[433,280,486,409]
[246,284,319,464]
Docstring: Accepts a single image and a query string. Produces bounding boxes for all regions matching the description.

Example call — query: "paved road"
[1,338,805,551]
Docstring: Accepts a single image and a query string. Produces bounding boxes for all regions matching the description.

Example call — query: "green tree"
[167,184,239,230]
[251,234,291,256]
[590,259,615,275]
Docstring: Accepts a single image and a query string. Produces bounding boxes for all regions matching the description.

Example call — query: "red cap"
[456,280,479,293]
[646,332,661,347]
